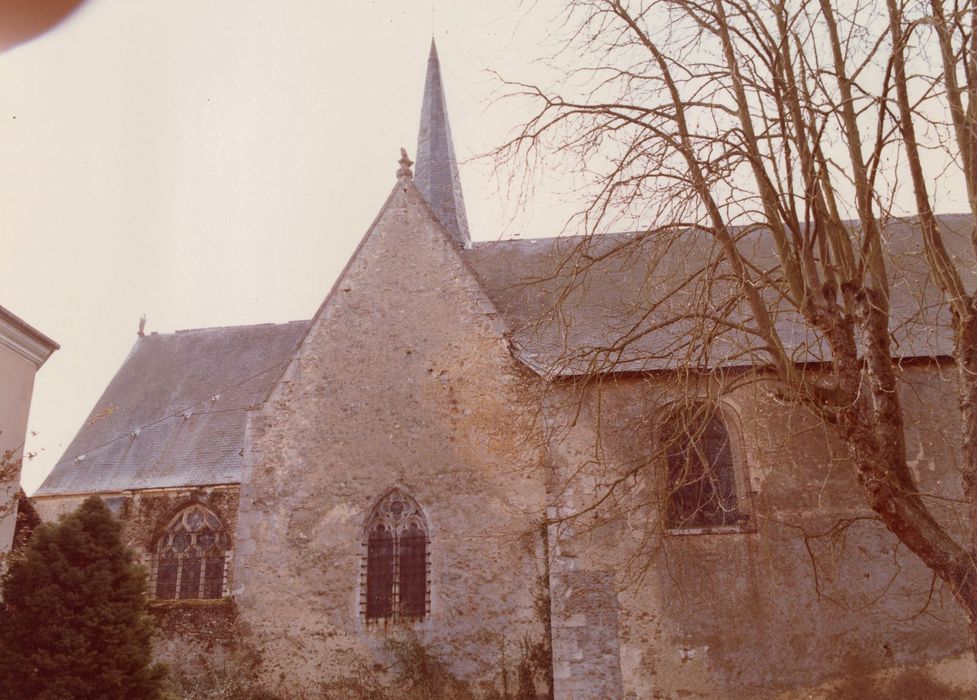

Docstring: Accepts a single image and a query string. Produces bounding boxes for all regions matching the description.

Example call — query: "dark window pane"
[186,510,204,531]
[399,526,426,619]
[367,525,394,620]
[701,415,738,524]
[665,412,739,528]
[155,553,178,600]
[179,554,201,599]
[197,529,216,550]
[203,556,225,599]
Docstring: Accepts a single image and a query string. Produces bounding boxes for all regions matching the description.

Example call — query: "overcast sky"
[4,0,573,492]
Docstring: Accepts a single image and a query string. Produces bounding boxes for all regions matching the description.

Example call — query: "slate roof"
[35,321,307,496]
[414,39,471,248]
[33,210,975,497]
[465,214,976,375]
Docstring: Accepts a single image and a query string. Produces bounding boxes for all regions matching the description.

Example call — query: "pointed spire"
[414,39,471,247]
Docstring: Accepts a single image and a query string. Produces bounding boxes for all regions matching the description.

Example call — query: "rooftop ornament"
[397,148,414,181]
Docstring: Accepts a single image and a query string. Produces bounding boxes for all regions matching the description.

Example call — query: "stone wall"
[233,179,552,697]
[150,598,243,683]
[33,485,241,678]
[35,485,238,561]
[543,364,974,698]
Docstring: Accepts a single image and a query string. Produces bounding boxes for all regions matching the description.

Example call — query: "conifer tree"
[0,496,167,699]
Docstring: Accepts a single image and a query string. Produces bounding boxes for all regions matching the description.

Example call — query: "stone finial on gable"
[397,148,414,182]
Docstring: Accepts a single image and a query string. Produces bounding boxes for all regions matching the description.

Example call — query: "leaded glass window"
[662,407,741,529]
[367,523,394,619]
[399,522,426,618]
[363,489,429,622]
[153,503,229,600]
[156,550,178,600]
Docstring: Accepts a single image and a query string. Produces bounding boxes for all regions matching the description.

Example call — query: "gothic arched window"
[662,406,742,529]
[363,489,429,622]
[153,503,229,600]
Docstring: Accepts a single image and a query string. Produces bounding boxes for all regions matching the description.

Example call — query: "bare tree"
[494,0,977,655]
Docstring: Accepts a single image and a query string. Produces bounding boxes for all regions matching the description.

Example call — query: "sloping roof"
[32,209,975,496]
[465,215,976,375]
[0,304,59,368]
[35,321,307,496]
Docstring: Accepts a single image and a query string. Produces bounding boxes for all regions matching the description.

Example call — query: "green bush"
[0,496,168,699]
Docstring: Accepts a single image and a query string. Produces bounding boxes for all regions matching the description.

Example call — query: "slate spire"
[415,39,471,247]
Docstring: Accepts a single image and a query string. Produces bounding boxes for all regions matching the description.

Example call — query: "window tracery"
[363,489,429,622]
[152,503,228,600]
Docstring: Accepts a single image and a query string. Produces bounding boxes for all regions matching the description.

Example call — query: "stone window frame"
[150,502,232,600]
[360,487,431,624]
[657,400,754,536]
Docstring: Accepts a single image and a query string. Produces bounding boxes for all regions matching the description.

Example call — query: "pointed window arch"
[661,404,743,530]
[152,503,229,600]
[362,489,429,622]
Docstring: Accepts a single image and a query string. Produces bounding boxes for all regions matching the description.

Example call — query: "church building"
[31,42,975,698]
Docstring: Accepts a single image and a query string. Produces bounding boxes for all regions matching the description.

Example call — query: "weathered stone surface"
[550,569,623,698]
[34,485,239,559]
[543,365,974,698]
[232,179,551,695]
[149,598,241,679]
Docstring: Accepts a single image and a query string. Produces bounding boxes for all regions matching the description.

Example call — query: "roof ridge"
[141,319,309,336]
[467,213,977,249]
[467,231,646,248]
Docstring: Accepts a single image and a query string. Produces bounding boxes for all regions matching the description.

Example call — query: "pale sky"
[3,0,571,492]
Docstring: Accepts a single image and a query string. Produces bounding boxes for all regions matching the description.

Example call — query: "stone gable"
[232,177,552,694]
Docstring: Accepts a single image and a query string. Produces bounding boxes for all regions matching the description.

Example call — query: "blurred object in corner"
[0,0,89,52]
